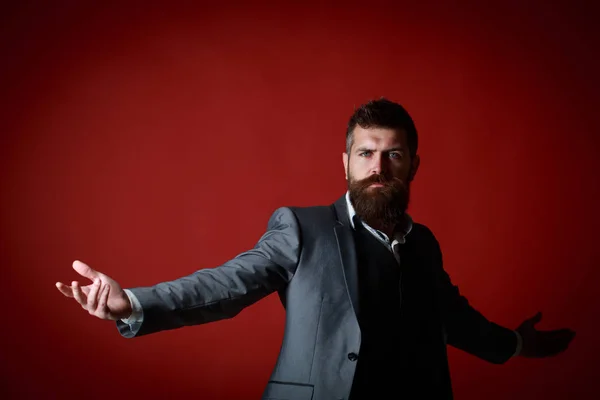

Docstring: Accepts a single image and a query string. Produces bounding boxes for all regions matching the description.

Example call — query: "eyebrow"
[355,146,404,153]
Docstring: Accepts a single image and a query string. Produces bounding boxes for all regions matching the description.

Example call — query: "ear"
[408,154,420,182]
[342,152,349,180]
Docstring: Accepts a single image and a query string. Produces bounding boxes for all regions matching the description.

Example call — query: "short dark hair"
[345,97,418,158]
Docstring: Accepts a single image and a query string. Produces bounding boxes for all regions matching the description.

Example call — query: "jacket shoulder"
[287,203,336,223]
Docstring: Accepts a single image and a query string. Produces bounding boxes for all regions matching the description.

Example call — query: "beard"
[347,172,410,229]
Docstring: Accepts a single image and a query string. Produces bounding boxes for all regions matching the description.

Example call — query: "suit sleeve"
[116,206,301,338]
[428,230,517,364]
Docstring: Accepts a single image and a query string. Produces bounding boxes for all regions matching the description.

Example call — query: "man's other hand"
[516,311,576,358]
[56,260,133,321]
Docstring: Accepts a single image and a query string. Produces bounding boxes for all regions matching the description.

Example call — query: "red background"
[1,1,598,399]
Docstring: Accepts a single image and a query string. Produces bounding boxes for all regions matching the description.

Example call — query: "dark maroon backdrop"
[1,1,598,399]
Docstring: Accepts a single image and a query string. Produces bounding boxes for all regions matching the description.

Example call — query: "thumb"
[530,311,542,325]
[72,260,99,281]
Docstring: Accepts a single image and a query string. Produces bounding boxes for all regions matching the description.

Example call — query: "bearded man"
[56,98,575,400]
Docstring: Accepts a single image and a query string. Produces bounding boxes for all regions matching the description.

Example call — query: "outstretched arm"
[428,232,519,364]
[430,232,575,362]
[434,265,519,364]
[56,206,302,338]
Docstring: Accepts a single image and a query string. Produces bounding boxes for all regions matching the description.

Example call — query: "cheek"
[348,163,369,181]
[391,164,411,181]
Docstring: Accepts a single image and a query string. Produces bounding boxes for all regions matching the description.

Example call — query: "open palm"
[516,311,575,358]
[56,260,132,320]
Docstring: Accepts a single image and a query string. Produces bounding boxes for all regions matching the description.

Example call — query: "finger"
[72,260,99,281]
[72,281,88,309]
[81,285,92,296]
[542,329,576,339]
[56,282,74,298]
[538,330,576,356]
[550,331,576,348]
[96,284,110,319]
[543,340,571,356]
[86,279,101,312]
[536,329,576,348]
[530,311,542,325]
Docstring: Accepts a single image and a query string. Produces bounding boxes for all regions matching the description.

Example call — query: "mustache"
[353,174,405,189]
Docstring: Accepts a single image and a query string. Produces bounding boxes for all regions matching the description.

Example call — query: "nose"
[370,153,385,175]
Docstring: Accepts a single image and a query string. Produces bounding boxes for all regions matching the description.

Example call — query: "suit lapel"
[332,196,360,319]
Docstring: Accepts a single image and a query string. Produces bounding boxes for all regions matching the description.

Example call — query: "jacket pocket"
[263,381,314,400]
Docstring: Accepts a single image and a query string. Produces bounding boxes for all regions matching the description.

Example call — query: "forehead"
[351,126,407,149]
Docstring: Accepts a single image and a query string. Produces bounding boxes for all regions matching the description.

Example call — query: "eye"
[359,151,372,157]
[389,152,402,159]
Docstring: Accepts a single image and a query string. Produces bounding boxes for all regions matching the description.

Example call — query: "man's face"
[342,126,420,227]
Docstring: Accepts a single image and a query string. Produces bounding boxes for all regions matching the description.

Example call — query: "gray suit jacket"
[117,194,517,399]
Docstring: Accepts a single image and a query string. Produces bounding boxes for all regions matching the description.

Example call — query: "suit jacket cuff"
[120,288,144,323]
[512,330,523,357]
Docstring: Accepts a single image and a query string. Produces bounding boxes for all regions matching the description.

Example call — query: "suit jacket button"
[347,352,358,361]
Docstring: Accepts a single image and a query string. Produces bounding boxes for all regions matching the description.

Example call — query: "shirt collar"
[345,191,413,243]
